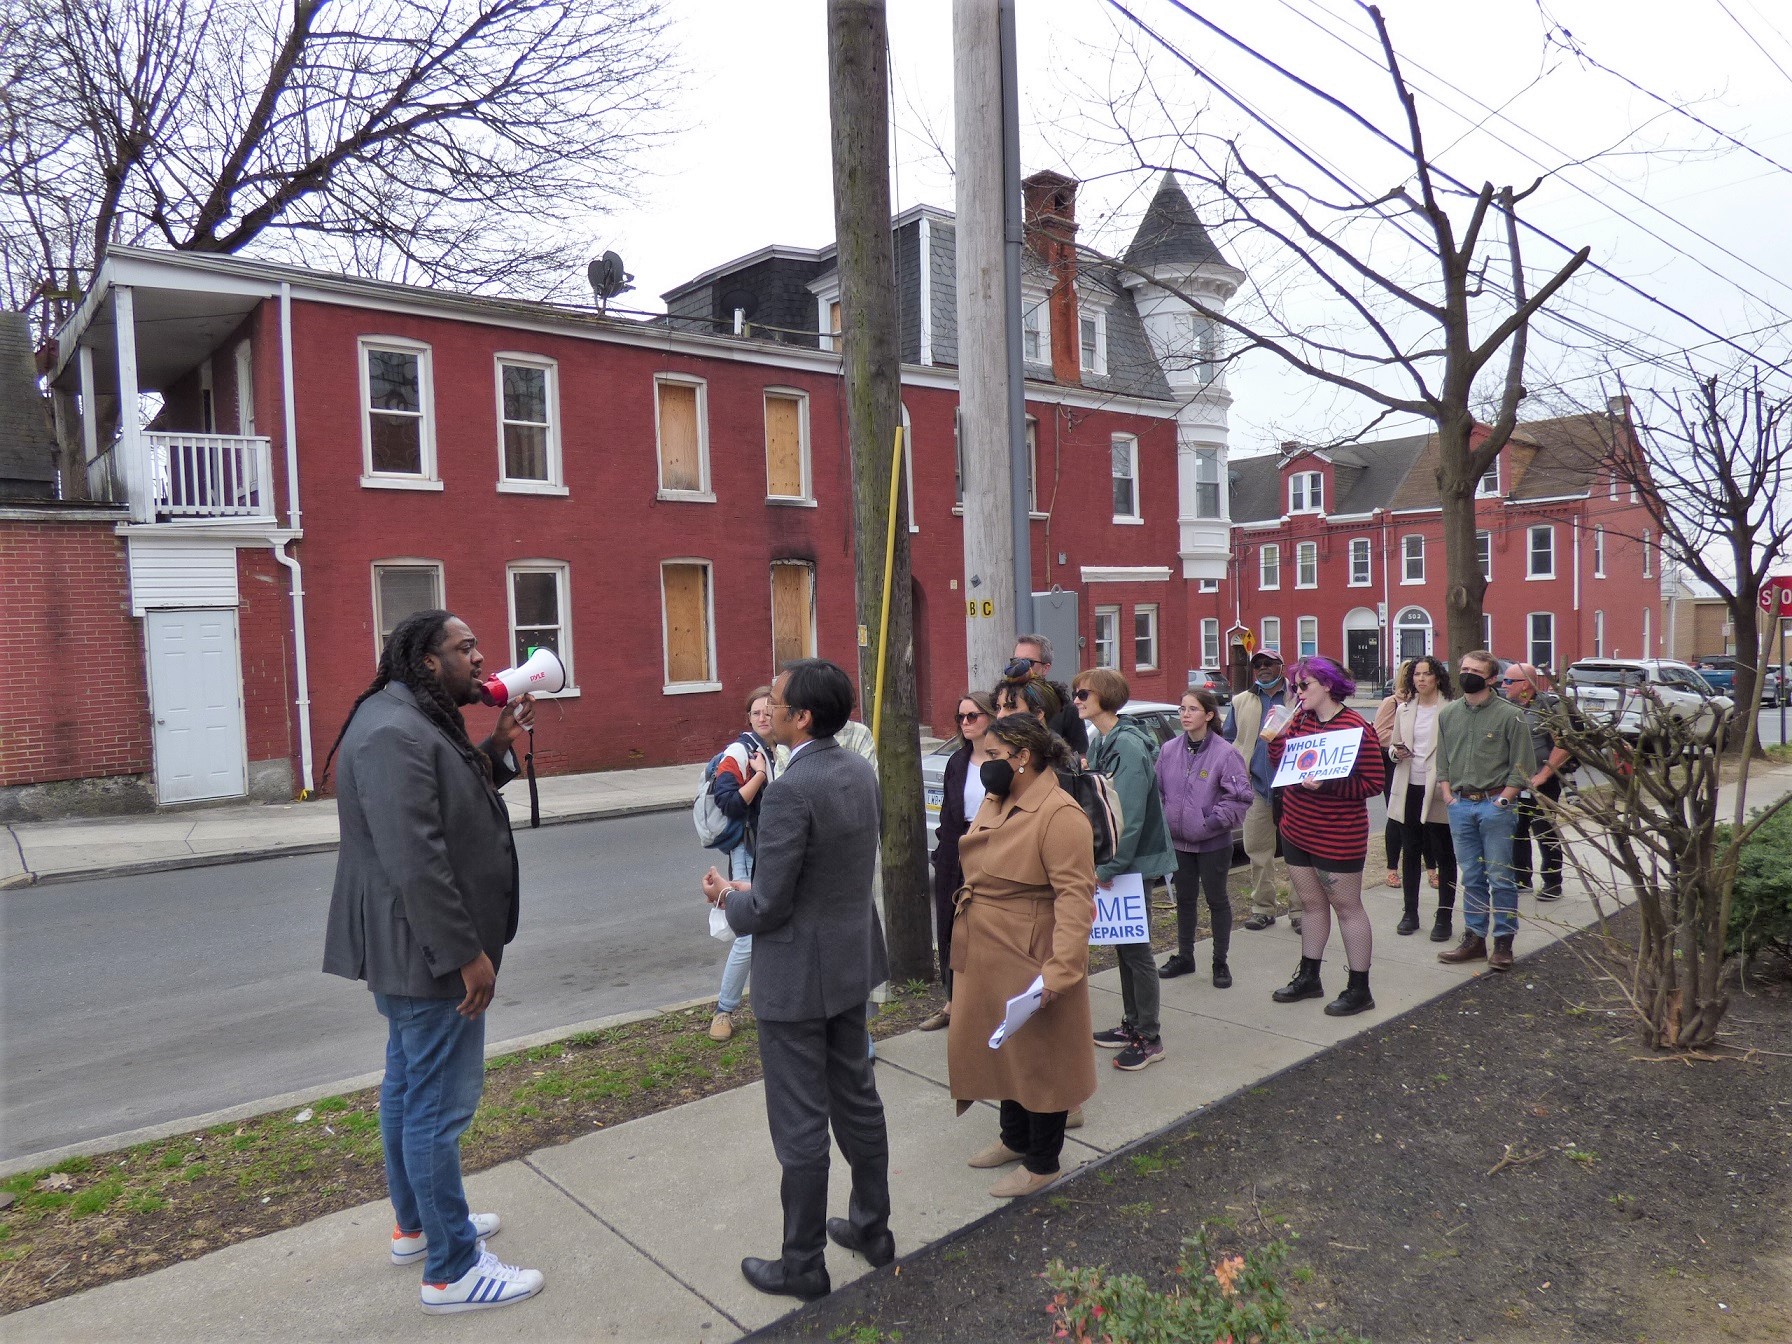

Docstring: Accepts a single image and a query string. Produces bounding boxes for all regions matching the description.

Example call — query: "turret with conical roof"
[1124,170,1233,271]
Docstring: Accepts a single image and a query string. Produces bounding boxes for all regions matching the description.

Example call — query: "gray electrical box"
[1031,589,1080,678]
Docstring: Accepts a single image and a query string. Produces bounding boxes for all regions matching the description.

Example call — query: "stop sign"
[1760,577,1792,612]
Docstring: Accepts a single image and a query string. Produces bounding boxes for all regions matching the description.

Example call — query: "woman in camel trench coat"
[947,713,1098,1198]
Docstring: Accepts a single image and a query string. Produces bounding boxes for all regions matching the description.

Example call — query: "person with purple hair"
[1262,656,1387,1017]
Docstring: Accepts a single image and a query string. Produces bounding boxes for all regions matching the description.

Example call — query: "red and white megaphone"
[480,646,566,706]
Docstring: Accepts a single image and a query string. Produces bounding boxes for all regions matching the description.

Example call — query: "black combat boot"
[1271,956,1324,1003]
[1323,969,1376,1017]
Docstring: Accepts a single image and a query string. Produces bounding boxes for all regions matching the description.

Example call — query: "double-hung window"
[1022,293,1050,364]
[1528,612,1556,671]
[360,339,436,486]
[1295,541,1318,588]
[1348,537,1371,586]
[1093,606,1120,668]
[371,561,443,657]
[1134,605,1159,670]
[1402,535,1425,583]
[1642,528,1653,578]
[1111,435,1140,521]
[1477,461,1501,497]
[508,562,573,690]
[1288,470,1322,513]
[1528,524,1556,579]
[1201,618,1221,668]
[495,355,562,491]
[1261,616,1281,655]
[1594,526,1606,577]
[1476,530,1492,581]
[1298,616,1318,659]
[1080,309,1108,377]
[1194,447,1221,519]
[1259,543,1280,590]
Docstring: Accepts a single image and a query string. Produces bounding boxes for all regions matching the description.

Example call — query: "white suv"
[1564,658,1737,749]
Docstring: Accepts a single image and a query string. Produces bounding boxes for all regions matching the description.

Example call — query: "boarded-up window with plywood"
[657,379,704,493]
[765,392,807,498]
[771,562,816,669]
[661,562,712,684]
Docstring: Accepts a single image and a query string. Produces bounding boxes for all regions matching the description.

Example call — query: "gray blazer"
[725,736,888,1021]
[322,684,520,999]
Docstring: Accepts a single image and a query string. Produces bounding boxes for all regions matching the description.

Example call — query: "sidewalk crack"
[522,1155,745,1333]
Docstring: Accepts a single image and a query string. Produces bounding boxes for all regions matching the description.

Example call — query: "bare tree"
[0,0,676,329]
[1080,4,1588,660]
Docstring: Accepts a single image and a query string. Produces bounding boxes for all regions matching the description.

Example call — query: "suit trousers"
[1243,795,1282,916]
[756,1004,891,1272]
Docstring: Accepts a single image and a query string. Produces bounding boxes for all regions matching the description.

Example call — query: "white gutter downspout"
[1380,510,1392,664]
[1572,515,1582,663]
[275,280,315,796]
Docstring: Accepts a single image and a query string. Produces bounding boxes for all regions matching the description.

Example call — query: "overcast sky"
[600,0,1792,456]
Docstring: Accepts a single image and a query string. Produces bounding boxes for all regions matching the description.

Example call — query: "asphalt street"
[0,811,721,1164]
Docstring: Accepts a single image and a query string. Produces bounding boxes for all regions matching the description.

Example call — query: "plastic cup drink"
[1259,704,1295,741]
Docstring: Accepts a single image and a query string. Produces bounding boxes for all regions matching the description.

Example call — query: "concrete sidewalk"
[4,878,1609,1344]
[0,763,705,889]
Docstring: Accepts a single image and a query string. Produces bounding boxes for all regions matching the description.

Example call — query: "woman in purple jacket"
[1156,688,1254,988]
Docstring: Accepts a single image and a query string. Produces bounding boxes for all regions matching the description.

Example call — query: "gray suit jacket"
[322,684,520,998]
[725,736,888,1021]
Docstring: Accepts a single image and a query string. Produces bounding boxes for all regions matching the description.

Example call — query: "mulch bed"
[755,916,1792,1343]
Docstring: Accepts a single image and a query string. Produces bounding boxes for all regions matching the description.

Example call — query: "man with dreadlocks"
[322,610,544,1315]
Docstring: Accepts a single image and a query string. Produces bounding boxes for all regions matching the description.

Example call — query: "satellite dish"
[588,251,633,309]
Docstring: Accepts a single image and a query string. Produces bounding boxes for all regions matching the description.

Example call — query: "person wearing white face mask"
[1222,649,1299,934]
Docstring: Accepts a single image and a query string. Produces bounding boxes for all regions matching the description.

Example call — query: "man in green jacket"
[1074,667,1178,1071]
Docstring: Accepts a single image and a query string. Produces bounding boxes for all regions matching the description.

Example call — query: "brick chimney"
[1023,170,1081,386]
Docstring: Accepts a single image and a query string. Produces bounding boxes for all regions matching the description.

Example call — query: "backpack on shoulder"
[1055,762,1124,869]
[692,733,758,852]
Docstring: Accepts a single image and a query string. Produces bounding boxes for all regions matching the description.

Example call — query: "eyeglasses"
[1499,677,1526,685]
[1072,688,1092,702]
[1291,680,1311,692]
[768,700,788,712]
[957,710,985,723]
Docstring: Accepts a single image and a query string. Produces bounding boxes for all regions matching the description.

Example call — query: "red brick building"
[1196,408,1665,688]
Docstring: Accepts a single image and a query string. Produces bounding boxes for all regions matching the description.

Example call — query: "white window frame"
[494,353,565,494]
[1297,615,1318,659]
[1528,611,1556,671]
[1193,447,1222,519]
[1111,433,1141,523]
[369,560,443,658]
[506,560,577,695]
[1133,604,1159,671]
[1079,306,1108,377]
[1026,415,1042,516]
[659,558,721,694]
[1201,618,1221,668]
[1093,605,1120,669]
[1593,609,1606,657]
[1198,577,1219,593]
[1476,529,1492,581]
[358,337,440,489]
[1477,460,1501,497]
[1527,524,1556,580]
[1288,470,1323,514]
[1593,526,1606,578]
[1482,612,1493,651]
[1259,543,1280,590]
[762,386,814,505]
[654,373,713,502]
[1348,536,1372,587]
[1642,528,1653,578]
[816,287,842,352]
[1295,540,1318,589]
[1022,289,1051,364]
[900,402,918,533]
[1261,616,1282,656]
[1401,534,1425,584]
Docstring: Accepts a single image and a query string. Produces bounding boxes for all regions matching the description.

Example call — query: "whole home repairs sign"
[1271,726,1364,788]
[1089,872,1149,945]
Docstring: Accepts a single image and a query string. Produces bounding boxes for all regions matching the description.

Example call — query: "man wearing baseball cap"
[1222,648,1298,933]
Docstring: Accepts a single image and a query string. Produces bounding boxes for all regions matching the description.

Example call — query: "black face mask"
[980,759,1016,798]
[1460,671,1487,695]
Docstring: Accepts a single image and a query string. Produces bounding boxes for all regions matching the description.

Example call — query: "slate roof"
[1122,171,1232,272]
[0,312,57,499]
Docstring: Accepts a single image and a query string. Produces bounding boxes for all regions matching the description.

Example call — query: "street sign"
[1759,576,1792,612]
[1241,630,1257,654]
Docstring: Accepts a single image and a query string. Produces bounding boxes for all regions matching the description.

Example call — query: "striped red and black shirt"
[1266,705,1385,864]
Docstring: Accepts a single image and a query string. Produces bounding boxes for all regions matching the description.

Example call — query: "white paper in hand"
[709,905,735,942]
[987,974,1046,1049]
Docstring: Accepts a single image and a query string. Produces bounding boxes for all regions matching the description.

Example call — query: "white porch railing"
[147,432,275,519]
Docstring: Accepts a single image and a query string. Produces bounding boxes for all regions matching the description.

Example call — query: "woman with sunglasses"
[920,690,1000,1033]
[1264,656,1387,1017]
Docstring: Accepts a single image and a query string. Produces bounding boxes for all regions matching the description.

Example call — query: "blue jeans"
[374,992,486,1284]
[717,845,754,1014]
[1448,798,1520,939]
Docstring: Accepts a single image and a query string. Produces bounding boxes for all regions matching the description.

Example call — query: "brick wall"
[0,518,151,786]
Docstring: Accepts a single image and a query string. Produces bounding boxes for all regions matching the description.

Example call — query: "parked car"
[1694,655,1738,696]
[1189,667,1233,707]
[1764,668,1787,707]
[1565,658,1737,750]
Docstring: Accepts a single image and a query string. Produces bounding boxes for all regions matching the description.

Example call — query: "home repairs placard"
[1089,872,1150,945]
[1270,726,1364,788]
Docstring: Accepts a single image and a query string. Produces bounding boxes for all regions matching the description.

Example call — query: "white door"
[147,609,247,804]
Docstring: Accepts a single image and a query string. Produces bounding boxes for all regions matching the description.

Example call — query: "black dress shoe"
[741,1255,831,1300]
[827,1217,896,1268]
[1159,953,1196,978]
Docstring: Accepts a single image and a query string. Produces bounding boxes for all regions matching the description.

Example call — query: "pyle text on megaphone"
[480,646,566,706]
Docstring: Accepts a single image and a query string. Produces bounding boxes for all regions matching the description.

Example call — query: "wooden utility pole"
[953,0,1019,689]
[826,0,931,984]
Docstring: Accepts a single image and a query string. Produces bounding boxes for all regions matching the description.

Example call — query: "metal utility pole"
[826,0,931,984]
[954,0,1018,688]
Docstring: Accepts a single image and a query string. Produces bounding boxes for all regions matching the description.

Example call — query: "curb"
[4,795,692,889]
[0,993,720,1179]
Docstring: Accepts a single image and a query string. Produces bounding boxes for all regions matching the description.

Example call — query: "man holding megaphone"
[322,610,546,1315]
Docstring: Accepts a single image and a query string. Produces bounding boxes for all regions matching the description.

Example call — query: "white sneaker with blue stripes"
[419,1247,544,1314]
[391,1212,502,1265]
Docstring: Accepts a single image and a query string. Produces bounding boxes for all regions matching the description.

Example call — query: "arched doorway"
[1395,606,1433,663]
[1342,607,1381,689]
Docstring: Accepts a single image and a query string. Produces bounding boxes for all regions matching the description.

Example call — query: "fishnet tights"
[1288,864,1373,972]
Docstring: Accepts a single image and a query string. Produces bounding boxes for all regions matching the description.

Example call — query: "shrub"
[1042,1228,1365,1344]
[1726,808,1792,966]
